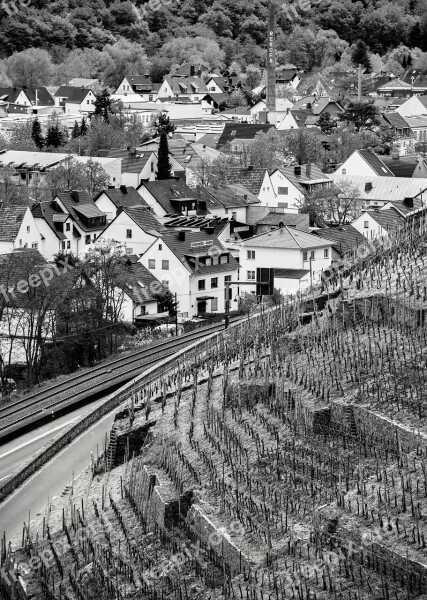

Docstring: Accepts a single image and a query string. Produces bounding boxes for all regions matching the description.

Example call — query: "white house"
[157,78,209,102]
[137,179,210,219]
[276,110,300,130]
[114,76,160,102]
[396,95,427,119]
[258,164,332,211]
[0,205,41,254]
[201,184,260,223]
[139,230,240,318]
[97,207,162,256]
[238,226,333,296]
[94,186,149,222]
[335,149,395,178]
[351,210,405,241]
[98,149,157,187]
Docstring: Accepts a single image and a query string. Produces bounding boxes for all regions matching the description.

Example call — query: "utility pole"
[225,282,230,329]
[175,292,178,336]
[358,64,362,101]
[266,0,277,125]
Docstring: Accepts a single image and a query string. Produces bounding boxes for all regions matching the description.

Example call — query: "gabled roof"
[25,87,55,106]
[94,187,149,209]
[172,63,210,77]
[160,230,239,275]
[272,164,330,194]
[0,249,54,299]
[382,113,411,130]
[220,106,251,116]
[401,69,427,88]
[0,87,28,104]
[355,149,395,176]
[55,191,107,232]
[256,212,310,232]
[382,200,423,216]
[120,206,163,234]
[377,79,410,90]
[114,255,166,304]
[196,132,223,149]
[216,123,274,148]
[218,166,267,195]
[98,148,154,173]
[313,225,366,255]
[31,202,67,240]
[69,78,98,88]
[331,174,427,201]
[240,226,332,250]
[366,209,405,232]
[140,179,211,216]
[380,155,426,178]
[54,86,91,103]
[202,184,260,209]
[276,68,299,82]
[402,115,427,129]
[163,77,208,95]
[0,205,27,242]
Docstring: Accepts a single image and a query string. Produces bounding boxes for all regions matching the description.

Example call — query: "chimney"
[190,65,195,77]
[120,185,128,194]
[365,182,373,192]
[306,163,312,178]
[70,190,80,202]
[247,165,254,172]
[403,197,414,208]
[205,226,214,234]
[178,230,186,241]
[294,165,302,176]
[129,147,137,156]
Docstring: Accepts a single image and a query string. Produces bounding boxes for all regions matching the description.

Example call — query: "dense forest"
[0,0,426,88]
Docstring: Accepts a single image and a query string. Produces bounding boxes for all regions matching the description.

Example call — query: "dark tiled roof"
[256,212,310,231]
[0,249,50,289]
[218,167,266,196]
[54,87,91,103]
[380,156,424,178]
[383,113,411,130]
[368,209,405,232]
[217,123,274,148]
[32,202,67,240]
[25,87,55,106]
[196,133,223,149]
[122,206,163,233]
[0,88,26,104]
[172,63,209,77]
[161,230,239,275]
[202,184,260,209]
[99,149,154,174]
[56,191,107,232]
[163,77,208,95]
[116,256,165,303]
[140,180,211,216]
[313,225,367,256]
[275,268,309,279]
[357,149,395,176]
[0,205,27,242]
[401,69,427,88]
[94,187,149,209]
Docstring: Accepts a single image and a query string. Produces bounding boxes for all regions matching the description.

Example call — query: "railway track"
[0,320,233,439]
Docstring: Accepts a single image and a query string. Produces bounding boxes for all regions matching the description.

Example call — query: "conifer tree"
[45,124,65,149]
[72,121,80,138]
[80,117,87,136]
[351,40,372,73]
[94,89,112,122]
[157,132,172,180]
[31,118,44,149]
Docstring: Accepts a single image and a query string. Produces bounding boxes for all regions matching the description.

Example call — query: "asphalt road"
[0,394,115,542]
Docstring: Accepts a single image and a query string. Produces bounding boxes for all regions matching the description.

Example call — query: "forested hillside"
[0,0,426,88]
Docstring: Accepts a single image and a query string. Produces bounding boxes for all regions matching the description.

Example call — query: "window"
[364,221,369,228]
[162,260,170,270]
[66,223,70,231]
[224,275,232,299]
[149,95,153,101]
[205,257,212,266]
[198,280,206,290]
[31,242,38,249]
[158,243,162,250]
[126,229,132,239]
[62,241,66,250]
[220,255,228,264]
[148,259,155,269]
[211,298,218,311]
[231,211,237,219]
[151,162,155,172]
[247,270,256,281]
[311,251,315,260]
[278,187,288,195]
[67,241,71,249]
[247,250,255,260]
[342,169,346,175]
[211,277,218,288]
[324,248,329,258]
[27,226,30,233]
[85,235,91,244]
[303,251,308,261]
[278,202,289,209]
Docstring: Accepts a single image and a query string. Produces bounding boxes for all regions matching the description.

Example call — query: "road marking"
[0,417,81,460]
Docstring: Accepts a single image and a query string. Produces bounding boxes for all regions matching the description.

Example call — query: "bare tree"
[297,181,363,226]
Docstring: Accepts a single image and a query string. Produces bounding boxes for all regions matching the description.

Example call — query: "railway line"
[0,320,235,441]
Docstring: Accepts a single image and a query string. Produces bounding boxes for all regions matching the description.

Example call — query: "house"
[0,205,40,254]
[352,210,405,241]
[238,227,333,296]
[171,63,211,79]
[291,96,344,117]
[258,164,332,211]
[31,191,108,259]
[250,98,294,124]
[379,198,424,217]
[216,123,275,151]
[335,149,395,178]
[97,206,163,256]
[401,69,427,95]
[0,87,32,106]
[54,87,96,115]
[276,109,300,130]
[137,179,212,218]
[98,148,157,186]
[330,173,427,209]
[206,76,241,95]
[377,79,412,98]
[219,106,253,123]
[94,186,150,222]
[68,78,99,89]
[396,95,427,119]
[139,230,240,318]
[380,154,427,178]
[200,184,260,223]
[217,166,267,197]
[114,76,160,102]
[313,225,367,259]
[401,116,427,142]
[276,68,300,89]
[157,78,209,103]
[115,255,168,324]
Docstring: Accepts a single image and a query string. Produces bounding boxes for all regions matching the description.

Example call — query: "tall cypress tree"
[80,117,87,136]
[157,132,172,180]
[31,118,44,149]
[45,124,65,149]
[94,89,112,122]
